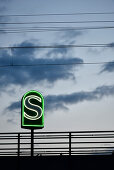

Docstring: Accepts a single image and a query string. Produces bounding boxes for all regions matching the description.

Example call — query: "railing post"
[69,132,71,156]
[18,133,20,157]
[31,129,34,157]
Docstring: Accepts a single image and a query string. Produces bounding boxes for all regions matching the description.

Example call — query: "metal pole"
[69,132,71,156]
[17,133,20,170]
[31,129,34,156]
[18,133,20,157]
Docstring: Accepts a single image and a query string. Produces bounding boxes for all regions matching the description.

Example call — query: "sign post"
[21,90,44,156]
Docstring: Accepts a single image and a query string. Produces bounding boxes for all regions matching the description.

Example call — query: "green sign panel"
[21,90,44,129]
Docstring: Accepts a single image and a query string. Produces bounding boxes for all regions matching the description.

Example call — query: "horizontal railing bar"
[0,147,31,150]
[0,148,18,150]
[0,143,19,145]
[0,152,18,154]
[1,130,114,135]
[20,153,68,155]
[35,135,114,138]
[0,135,113,139]
[34,147,114,150]
[72,134,114,136]
[34,150,113,153]
[0,136,114,140]
[23,132,114,136]
[19,152,112,155]
[0,145,68,148]
[21,135,69,137]
[0,147,114,151]
[0,152,112,155]
[34,153,68,155]
[34,142,69,144]
[20,137,69,139]
[0,138,18,140]
[0,153,112,156]
[71,146,114,149]
[34,136,69,139]
[0,148,113,151]
[1,134,114,137]
[34,153,69,155]
[33,147,69,149]
[72,141,114,144]
[34,141,114,144]
[71,136,114,138]
[35,131,114,134]
[72,150,113,153]
[0,132,31,135]
[34,134,69,137]
[0,137,114,140]
[0,148,113,152]
[0,154,18,155]
[35,142,113,145]
[0,136,18,137]
[0,143,30,145]
[34,150,69,153]
[71,153,112,155]
[20,134,69,136]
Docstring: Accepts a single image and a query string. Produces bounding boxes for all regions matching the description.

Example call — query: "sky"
[0,0,114,132]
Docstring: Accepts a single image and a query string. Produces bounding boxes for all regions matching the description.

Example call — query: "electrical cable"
[0,43,113,49]
[0,20,114,25]
[0,12,114,17]
[1,26,114,33]
[0,61,114,68]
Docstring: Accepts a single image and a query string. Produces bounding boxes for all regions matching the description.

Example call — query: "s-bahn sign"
[21,90,44,129]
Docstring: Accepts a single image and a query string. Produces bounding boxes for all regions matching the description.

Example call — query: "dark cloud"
[100,61,114,73]
[7,85,114,113]
[45,85,114,111]
[0,40,83,88]
[7,101,21,111]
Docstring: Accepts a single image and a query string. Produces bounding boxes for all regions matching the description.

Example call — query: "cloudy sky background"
[0,0,114,132]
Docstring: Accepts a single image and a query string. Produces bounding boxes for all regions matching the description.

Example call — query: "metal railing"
[0,131,114,156]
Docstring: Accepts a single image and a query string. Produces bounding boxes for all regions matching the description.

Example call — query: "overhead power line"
[1,26,114,30]
[0,43,113,49]
[0,20,114,25]
[0,12,114,17]
[1,26,114,33]
[0,61,114,68]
